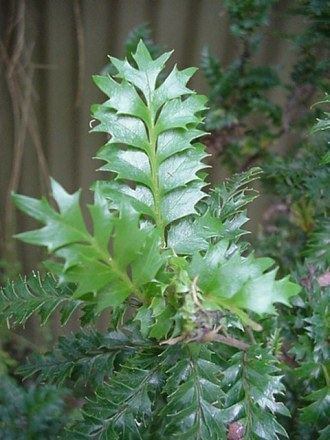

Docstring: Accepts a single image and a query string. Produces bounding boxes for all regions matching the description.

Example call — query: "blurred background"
[1,0,313,277]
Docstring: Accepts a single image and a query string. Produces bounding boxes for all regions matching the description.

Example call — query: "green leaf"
[160,344,227,439]
[209,167,262,227]
[157,128,205,162]
[189,240,300,320]
[96,179,207,227]
[14,182,167,313]
[110,40,172,99]
[168,167,262,255]
[92,106,149,151]
[19,325,150,387]
[92,75,148,122]
[112,205,147,270]
[155,95,207,134]
[67,350,163,439]
[93,40,208,238]
[0,272,82,326]
[161,180,207,225]
[131,230,169,286]
[168,212,224,254]
[158,143,208,193]
[96,180,154,218]
[300,387,330,425]
[221,347,289,440]
[148,297,175,339]
[153,65,197,110]
[13,179,88,252]
[98,144,151,187]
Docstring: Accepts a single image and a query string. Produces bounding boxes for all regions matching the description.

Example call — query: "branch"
[161,329,250,351]
[212,333,249,351]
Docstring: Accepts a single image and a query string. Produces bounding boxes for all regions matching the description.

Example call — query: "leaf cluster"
[257,97,330,438]
[20,327,289,439]
[0,30,308,440]
[9,42,299,343]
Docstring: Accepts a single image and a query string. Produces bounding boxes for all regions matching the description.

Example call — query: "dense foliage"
[0,1,329,439]
[201,1,330,437]
[0,375,70,439]
[1,41,301,438]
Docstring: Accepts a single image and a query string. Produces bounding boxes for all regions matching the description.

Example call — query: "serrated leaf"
[159,143,208,193]
[148,297,175,339]
[157,128,205,162]
[168,212,224,254]
[92,106,149,151]
[209,167,262,222]
[189,240,300,319]
[14,182,167,313]
[153,65,197,110]
[93,75,148,122]
[98,145,151,187]
[13,180,88,252]
[67,351,163,439]
[110,40,172,99]
[166,166,263,255]
[160,344,227,439]
[155,95,208,134]
[96,180,154,218]
[131,230,168,286]
[161,180,207,225]
[19,325,150,387]
[300,387,330,424]
[221,347,289,440]
[113,206,148,270]
[0,273,81,326]
[93,40,208,236]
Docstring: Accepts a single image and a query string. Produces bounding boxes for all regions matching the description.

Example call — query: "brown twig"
[1,16,34,265]
[161,329,249,351]
[212,333,249,351]
[245,326,257,345]
[0,0,50,273]
[0,45,51,191]
[7,0,25,78]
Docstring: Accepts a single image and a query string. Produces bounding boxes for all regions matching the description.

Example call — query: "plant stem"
[90,238,143,301]
[213,334,249,351]
[146,105,165,242]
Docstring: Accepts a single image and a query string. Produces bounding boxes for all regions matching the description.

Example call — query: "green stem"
[100,363,160,434]
[146,105,165,243]
[90,238,143,301]
[242,351,254,437]
[53,219,143,300]
[187,345,202,433]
